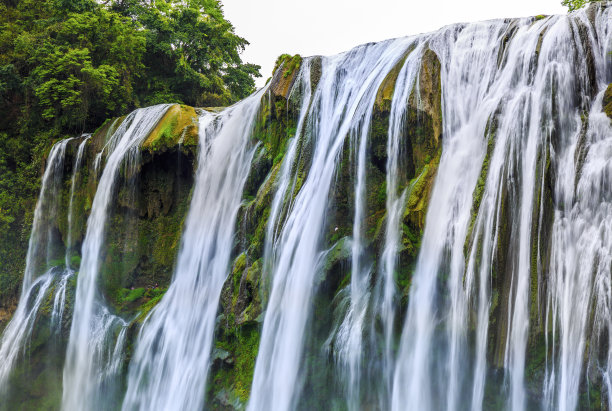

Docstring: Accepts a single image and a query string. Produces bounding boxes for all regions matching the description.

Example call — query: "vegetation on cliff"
[0,0,260,313]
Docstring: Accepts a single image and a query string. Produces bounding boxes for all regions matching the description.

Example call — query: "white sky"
[222,0,568,86]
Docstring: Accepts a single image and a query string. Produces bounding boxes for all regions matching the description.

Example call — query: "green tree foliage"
[112,0,260,106]
[561,0,604,12]
[0,0,260,306]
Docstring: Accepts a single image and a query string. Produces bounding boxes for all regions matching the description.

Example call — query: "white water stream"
[122,93,263,411]
[62,105,170,411]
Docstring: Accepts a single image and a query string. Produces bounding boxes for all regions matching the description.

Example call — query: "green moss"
[210,325,260,406]
[252,94,298,166]
[603,83,612,120]
[136,288,167,322]
[404,148,441,229]
[579,379,603,410]
[465,128,496,254]
[322,237,352,274]
[46,258,66,269]
[273,54,302,79]
[141,104,199,154]
[70,255,81,268]
[118,287,146,303]
[283,55,302,78]
[92,118,111,137]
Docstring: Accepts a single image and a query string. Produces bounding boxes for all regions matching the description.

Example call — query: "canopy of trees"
[0,0,261,301]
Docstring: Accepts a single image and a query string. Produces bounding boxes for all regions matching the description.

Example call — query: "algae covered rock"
[141,104,199,156]
[94,104,199,316]
[604,83,612,120]
[270,54,303,99]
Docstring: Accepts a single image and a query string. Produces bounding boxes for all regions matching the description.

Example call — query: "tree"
[111,0,261,106]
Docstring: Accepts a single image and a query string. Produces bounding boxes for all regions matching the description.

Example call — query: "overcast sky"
[222,0,568,86]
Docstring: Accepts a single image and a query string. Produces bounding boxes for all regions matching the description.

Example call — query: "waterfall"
[62,104,171,411]
[0,132,94,409]
[377,44,423,409]
[0,4,611,411]
[0,138,72,393]
[392,21,496,410]
[390,6,611,411]
[248,38,414,411]
[24,139,73,289]
[544,8,612,411]
[122,93,263,411]
[263,60,312,281]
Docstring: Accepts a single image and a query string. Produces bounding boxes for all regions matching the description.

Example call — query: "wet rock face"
[270,54,303,100]
[0,303,17,333]
[140,104,199,157]
[604,83,612,120]
[98,106,199,315]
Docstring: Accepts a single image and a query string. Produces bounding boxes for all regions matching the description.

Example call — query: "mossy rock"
[407,48,442,171]
[374,46,414,112]
[270,54,303,99]
[603,83,612,120]
[209,323,260,408]
[404,148,441,230]
[310,56,323,90]
[98,127,196,316]
[141,104,199,155]
[89,116,125,156]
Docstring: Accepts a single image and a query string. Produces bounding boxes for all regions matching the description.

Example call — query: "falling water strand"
[65,135,90,269]
[262,61,312,277]
[122,93,263,411]
[0,138,72,392]
[62,104,171,411]
[337,39,421,410]
[24,139,72,289]
[392,21,506,410]
[377,44,422,409]
[48,136,91,331]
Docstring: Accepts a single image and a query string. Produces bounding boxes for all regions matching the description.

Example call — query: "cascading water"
[246,5,610,411]
[62,104,171,411]
[392,21,496,410]
[376,43,424,409]
[0,138,73,392]
[262,60,312,280]
[0,133,93,410]
[248,37,416,411]
[336,38,423,410]
[122,94,263,411]
[47,136,92,332]
[543,9,612,411]
[391,8,611,411]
